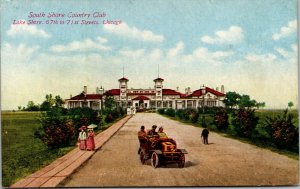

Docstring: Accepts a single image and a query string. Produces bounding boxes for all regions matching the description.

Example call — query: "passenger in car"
[147,125,158,137]
[158,126,168,138]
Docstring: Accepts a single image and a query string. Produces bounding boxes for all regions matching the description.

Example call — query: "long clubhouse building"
[65,77,226,110]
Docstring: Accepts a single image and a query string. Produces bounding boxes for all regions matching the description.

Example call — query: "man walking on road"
[201,128,209,145]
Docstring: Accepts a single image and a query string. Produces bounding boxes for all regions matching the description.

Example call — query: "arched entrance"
[132,96,150,110]
[139,100,144,109]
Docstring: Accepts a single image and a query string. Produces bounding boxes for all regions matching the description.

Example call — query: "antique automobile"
[138,135,188,168]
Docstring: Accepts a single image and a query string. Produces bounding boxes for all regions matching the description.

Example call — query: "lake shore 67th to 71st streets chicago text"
[12,11,122,25]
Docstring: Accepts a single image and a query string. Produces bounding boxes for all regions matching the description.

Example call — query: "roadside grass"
[2,111,75,187]
[158,109,299,160]
[1,111,126,187]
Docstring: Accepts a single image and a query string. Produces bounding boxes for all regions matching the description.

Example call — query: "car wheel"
[178,153,185,168]
[151,152,159,168]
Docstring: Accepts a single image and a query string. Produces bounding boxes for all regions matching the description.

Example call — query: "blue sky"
[1,0,298,110]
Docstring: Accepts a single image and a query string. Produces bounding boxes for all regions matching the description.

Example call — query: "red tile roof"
[118,77,129,81]
[68,94,102,100]
[104,89,120,96]
[153,77,164,82]
[187,87,225,97]
[162,89,181,95]
[132,96,150,100]
[180,94,188,98]
[128,93,155,95]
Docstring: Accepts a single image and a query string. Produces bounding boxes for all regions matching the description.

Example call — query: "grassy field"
[1,111,74,187]
[255,109,299,127]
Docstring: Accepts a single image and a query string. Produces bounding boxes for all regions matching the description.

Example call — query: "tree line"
[18,94,64,111]
[158,91,298,153]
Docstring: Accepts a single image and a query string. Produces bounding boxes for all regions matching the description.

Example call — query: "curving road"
[62,113,298,187]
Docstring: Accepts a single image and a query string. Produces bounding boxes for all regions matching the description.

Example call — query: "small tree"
[256,102,266,109]
[238,95,256,109]
[54,95,64,107]
[232,108,259,137]
[264,109,298,150]
[214,108,229,130]
[223,91,241,109]
[288,101,294,109]
[35,107,75,148]
[104,96,117,111]
[26,101,40,111]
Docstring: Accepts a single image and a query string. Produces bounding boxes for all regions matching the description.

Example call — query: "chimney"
[188,87,191,95]
[96,87,99,94]
[201,85,206,94]
[70,94,72,99]
[221,85,225,93]
[176,86,179,92]
[216,87,219,91]
[185,88,188,94]
[83,86,87,94]
[99,86,104,95]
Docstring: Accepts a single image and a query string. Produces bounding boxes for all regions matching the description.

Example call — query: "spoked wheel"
[178,153,185,168]
[140,150,146,164]
[151,152,159,168]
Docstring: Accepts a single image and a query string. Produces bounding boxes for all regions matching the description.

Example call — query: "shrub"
[157,108,165,115]
[200,115,207,127]
[183,109,192,121]
[189,109,199,123]
[165,108,175,117]
[214,108,229,130]
[264,109,299,150]
[36,108,75,148]
[232,108,259,137]
[176,109,185,119]
[111,109,120,119]
[67,107,98,130]
[105,114,114,123]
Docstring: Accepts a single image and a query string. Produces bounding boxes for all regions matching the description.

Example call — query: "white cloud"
[201,26,244,44]
[275,48,290,58]
[274,44,297,61]
[7,23,50,38]
[96,37,108,43]
[50,38,111,52]
[291,44,297,52]
[2,43,40,63]
[245,53,277,62]
[167,41,184,57]
[119,49,145,58]
[103,22,165,43]
[182,47,234,63]
[272,20,297,40]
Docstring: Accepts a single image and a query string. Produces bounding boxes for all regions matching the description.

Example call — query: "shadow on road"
[143,160,197,169]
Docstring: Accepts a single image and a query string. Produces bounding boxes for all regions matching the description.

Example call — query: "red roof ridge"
[132,95,150,100]
[153,77,164,82]
[118,77,129,81]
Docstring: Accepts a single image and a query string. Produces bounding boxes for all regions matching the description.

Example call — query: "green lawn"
[1,111,74,187]
[255,109,299,127]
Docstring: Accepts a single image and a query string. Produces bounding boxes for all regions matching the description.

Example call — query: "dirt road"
[62,113,298,187]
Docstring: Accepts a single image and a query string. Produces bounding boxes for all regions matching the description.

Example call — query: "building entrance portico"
[132,96,150,109]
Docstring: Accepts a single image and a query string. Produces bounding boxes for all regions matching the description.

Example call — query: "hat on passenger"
[152,125,157,129]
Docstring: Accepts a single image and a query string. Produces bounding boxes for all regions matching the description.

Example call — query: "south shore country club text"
[13,12,122,25]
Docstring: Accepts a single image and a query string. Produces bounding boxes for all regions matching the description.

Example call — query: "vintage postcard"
[1,0,299,187]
